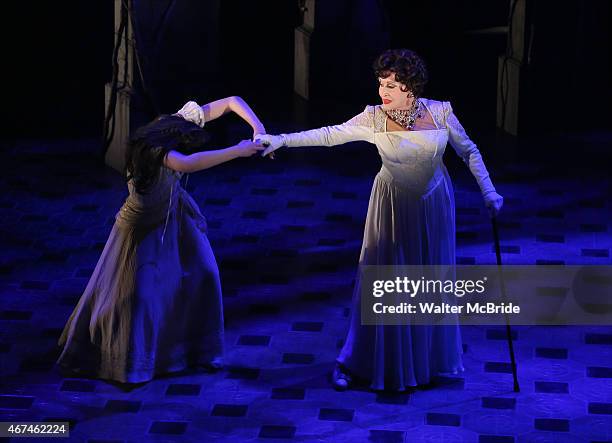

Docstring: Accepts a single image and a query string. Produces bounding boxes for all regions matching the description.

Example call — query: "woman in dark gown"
[57,97,266,383]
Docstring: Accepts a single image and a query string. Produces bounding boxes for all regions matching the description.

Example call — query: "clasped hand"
[252,134,284,158]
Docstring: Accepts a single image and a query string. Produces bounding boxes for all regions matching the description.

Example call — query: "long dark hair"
[125,115,210,194]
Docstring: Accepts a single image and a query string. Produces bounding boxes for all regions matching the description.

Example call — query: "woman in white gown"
[256,49,503,391]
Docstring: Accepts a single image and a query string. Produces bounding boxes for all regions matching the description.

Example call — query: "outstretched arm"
[445,102,503,216]
[257,106,376,156]
[176,97,266,137]
[163,140,265,173]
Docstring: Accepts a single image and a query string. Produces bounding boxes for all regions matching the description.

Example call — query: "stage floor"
[1,120,611,441]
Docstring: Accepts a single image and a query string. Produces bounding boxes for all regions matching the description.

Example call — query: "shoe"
[200,358,224,373]
[332,364,352,391]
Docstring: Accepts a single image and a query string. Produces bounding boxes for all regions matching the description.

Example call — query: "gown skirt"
[337,165,465,391]
[57,170,224,383]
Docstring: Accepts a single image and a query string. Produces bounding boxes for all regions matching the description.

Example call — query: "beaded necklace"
[385,98,424,130]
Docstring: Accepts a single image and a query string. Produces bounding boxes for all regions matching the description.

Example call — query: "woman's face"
[378,73,413,110]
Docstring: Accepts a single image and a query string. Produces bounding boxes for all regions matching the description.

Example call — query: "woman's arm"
[258,106,376,156]
[202,96,266,136]
[178,97,266,136]
[164,140,264,173]
[445,101,503,215]
[445,102,496,194]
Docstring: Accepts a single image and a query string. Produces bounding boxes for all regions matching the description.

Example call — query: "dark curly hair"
[373,49,428,98]
[125,115,210,194]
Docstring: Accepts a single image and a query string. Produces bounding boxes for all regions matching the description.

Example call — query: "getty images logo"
[372,276,488,298]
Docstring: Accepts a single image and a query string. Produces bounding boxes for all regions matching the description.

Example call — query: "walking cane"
[491,215,520,392]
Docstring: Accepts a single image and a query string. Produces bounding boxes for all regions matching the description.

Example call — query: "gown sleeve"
[281,106,375,147]
[444,101,497,196]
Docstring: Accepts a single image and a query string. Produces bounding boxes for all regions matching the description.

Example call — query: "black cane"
[491,215,520,392]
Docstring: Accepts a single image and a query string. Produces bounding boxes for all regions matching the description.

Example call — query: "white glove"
[255,134,285,157]
[175,101,205,127]
[484,191,504,217]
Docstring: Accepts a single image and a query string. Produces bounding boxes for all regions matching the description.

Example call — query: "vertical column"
[496,0,530,136]
[294,0,315,100]
[104,0,133,172]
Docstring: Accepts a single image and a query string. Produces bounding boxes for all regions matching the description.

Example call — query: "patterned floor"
[0,111,611,442]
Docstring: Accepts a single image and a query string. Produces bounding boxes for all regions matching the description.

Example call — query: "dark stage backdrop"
[3,0,610,138]
[2,2,112,138]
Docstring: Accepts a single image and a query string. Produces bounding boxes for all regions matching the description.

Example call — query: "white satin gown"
[279,98,497,390]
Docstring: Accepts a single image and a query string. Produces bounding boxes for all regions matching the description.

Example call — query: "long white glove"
[256,107,375,157]
[484,191,503,217]
[255,134,285,157]
[445,101,503,215]
[175,101,205,127]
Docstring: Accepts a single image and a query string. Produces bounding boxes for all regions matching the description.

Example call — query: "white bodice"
[374,126,449,194]
[280,98,496,197]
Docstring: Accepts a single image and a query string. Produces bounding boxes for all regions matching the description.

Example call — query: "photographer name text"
[372,302,520,315]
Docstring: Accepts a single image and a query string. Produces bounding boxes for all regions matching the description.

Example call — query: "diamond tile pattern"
[0,113,610,442]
